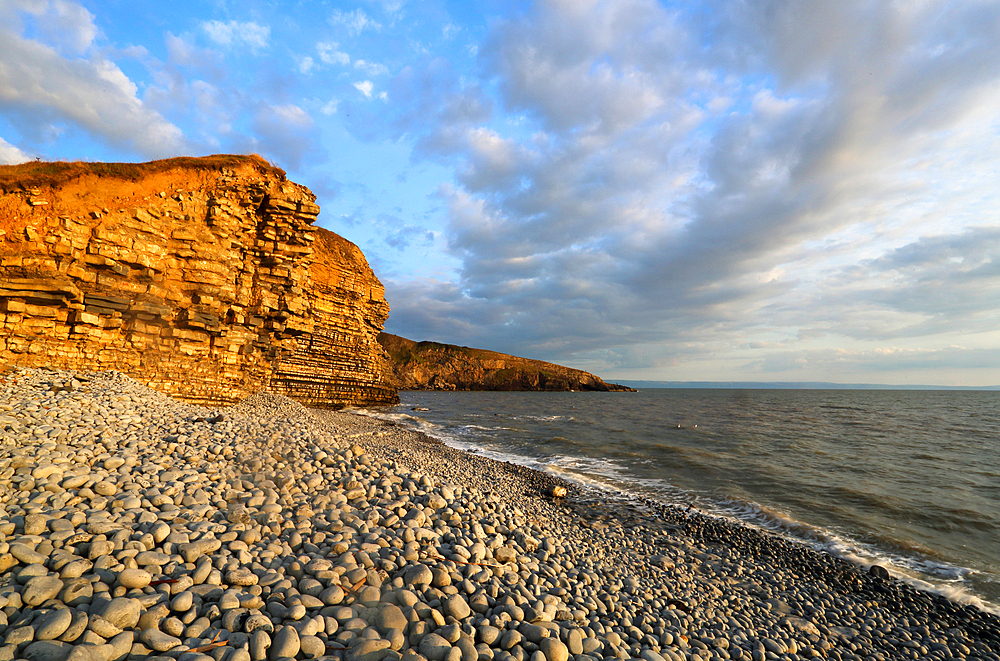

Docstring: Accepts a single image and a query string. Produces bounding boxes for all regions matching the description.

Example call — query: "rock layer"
[0,156,397,407]
[378,334,635,392]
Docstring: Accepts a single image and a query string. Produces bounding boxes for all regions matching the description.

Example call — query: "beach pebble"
[539,638,568,661]
[270,625,300,659]
[117,568,151,589]
[23,577,65,606]
[349,639,392,661]
[0,367,996,661]
[65,644,112,661]
[419,633,452,661]
[444,595,472,621]
[32,609,73,640]
[141,627,182,652]
[374,604,408,634]
[12,544,50,566]
[22,640,73,661]
[93,597,141,629]
[250,630,271,660]
[403,564,434,587]
[87,614,123,639]
[300,634,326,659]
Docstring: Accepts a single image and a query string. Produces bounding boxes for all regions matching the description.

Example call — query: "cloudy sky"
[2,0,999,386]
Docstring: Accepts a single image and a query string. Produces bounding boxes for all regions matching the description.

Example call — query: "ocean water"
[357,388,1000,610]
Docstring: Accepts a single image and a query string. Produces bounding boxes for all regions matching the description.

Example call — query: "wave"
[352,395,1000,615]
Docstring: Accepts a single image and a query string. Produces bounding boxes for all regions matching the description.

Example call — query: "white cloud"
[0,0,97,55]
[354,59,388,76]
[250,103,322,169]
[270,104,312,128]
[329,9,381,35]
[200,20,270,51]
[0,136,32,164]
[0,14,186,157]
[379,0,1000,383]
[297,55,315,74]
[317,41,350,66]
[353,80,374,98]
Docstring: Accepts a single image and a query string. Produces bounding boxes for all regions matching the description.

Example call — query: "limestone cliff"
[0,156,398,408]
[378,333,636,392]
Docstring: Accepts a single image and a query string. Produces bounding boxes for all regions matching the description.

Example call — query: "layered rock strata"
[378,334,635,392]
[0,156,397,407]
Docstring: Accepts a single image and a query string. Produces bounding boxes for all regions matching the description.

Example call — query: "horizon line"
[614,380,1000,391]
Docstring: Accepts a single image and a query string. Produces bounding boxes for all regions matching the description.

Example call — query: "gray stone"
[539,639,568,661]
[24,514,47,536]
[226,568,258,586]
[244,614,274,635]
[22,640,73,661]
[319,585,345,605]
[348,639,392,661]
[4,625,34,648]
[93,598,141,629]
[58,578,93,607]
[23,577,65,606]
[32,609,73,641]
[419,633,452,661]
[134,551,170,566]
[250,630,271,661]
[87,615,123,639]
[563,629,583,656]
[137,603,169,631]
[403,564,434,587]
[10,544,49,566]
[493,547,517,564]
[455,635,477,661]
[300,634,326,659]
[65,645,112,661]
[269,625,300,660]
[117,569,151,589]
[57,609,89,643]
[170,591,194,612]
[374,604,407,634]
[437,624,461,644]
[477,626,501,646]
[88,540,114,560]
[443,595,471,621]
[519,624,547,644]
[141,628,182,652]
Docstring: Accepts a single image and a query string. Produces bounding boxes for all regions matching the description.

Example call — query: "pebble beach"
[1,369,998,661]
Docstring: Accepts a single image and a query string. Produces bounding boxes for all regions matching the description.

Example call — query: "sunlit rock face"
[0,155,398,408]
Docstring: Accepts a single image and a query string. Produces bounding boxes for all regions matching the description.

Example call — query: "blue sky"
[2,0,999,386]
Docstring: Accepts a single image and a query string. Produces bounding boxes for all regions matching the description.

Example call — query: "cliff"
[0,155,398,408]
[378,333,636,392]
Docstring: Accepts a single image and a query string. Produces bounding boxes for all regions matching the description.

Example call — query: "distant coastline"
[620,380,1000,391]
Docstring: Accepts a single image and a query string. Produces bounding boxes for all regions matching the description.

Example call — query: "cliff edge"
[0,155,398,407]
[378,333,636,392]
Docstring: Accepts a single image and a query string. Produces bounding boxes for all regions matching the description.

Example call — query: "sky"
[1,0,999,386]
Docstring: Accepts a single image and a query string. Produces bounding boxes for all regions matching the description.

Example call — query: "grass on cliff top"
[0,154,285,190]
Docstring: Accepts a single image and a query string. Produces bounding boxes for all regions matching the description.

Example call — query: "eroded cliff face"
[0,156,398,407]
[378,333,636,392]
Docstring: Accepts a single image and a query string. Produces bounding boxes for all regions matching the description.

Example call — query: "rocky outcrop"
[378,333,636,392]
[0,155,397,407]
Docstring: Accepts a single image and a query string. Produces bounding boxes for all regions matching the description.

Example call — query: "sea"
[356,388,1000,612]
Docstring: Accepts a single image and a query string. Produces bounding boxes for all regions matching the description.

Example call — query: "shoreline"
[1,368,998,661]
[361,391,1000,614]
